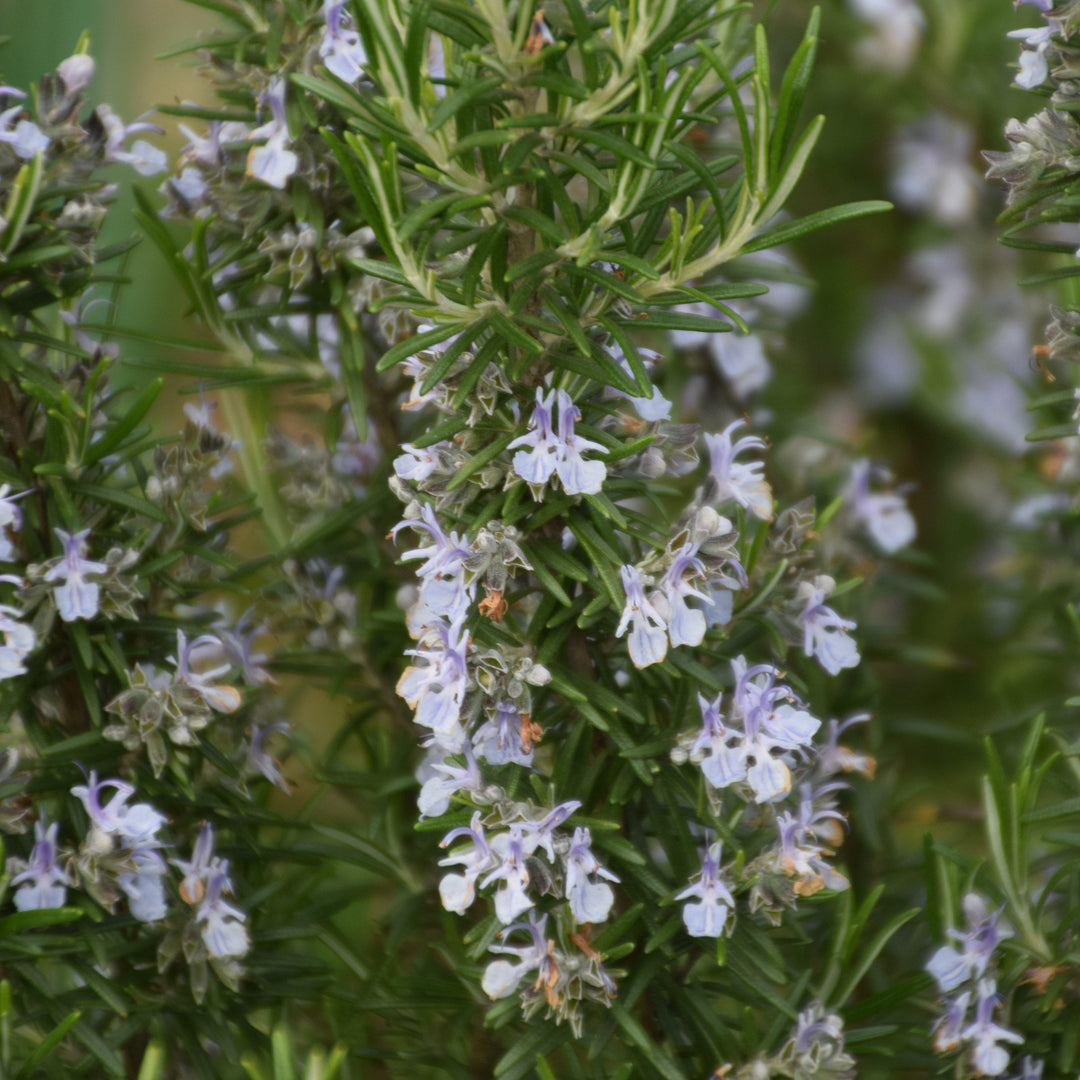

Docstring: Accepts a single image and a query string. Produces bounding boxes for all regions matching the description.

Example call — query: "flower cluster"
[725,1002,857,1080]
[925,894,1031,1077]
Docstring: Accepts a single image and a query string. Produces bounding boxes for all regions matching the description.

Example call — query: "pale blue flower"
[775,783,850,892]
[397,616,470,748]
[418,743,483,818]
[95,104,165,174]
[482,913,554,999]
[690,658,820,802]
[473,701,534,767]
[482,824,536,924]
[246,79,297,189]
[71,771,166,847]
[615,564,668,668]
[169,629,242,713]
[245,720,291,791]
[510,388,559,489]
[438,811,497,913]
[675,839,735,937]
[219,611,274,686]
[651,544,711,649]
[846,459,916,553]
[1008,24,1053,89]
[1007,1057,1044,1080]
[320,0,369,84]
[197,865,249,957]
[393,503,471,581]
[932,990,970,1054]
[798,576,860,676]
[45,528,107,622]
[926,893,1013,993]
[175,824,249,956]
[522,799,582,861]
[0,483,27,561]
[962,979,1023,1077]
[12,815,68,911]
[553,389,607,495]
[57,54,96,94]
[564,826,618,923]
[393,443,441,483]
[689,690,746,789]
[118,848,168,922]
[0,106,49,159]
[704,420,773,520]
[0,605,36,680]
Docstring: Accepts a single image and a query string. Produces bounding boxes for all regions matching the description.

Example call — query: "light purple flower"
[12,815,68,911]
[397,616,470,747]
[175,823,249,957]
[57,54,96,94]
[246,721,291,791]
[926,893,1013,993]
[438,811,497,913]
[798,575,860,676]
[615,564,668,669]
[1006,1057,1044,1080]
[71,772,166,848]
[169,629,242,713]
[650,544,711,649]
[473,701,535,767]
[510,388,559,489]
[553,389,607,495]
[482,913,555,999]
[0,484,27,561]
[482,824,536,924]
[118,848,169,922]
[962,979,1023,1077]
[246,79,297,189]
[94,104,166,174]
[775,783,850,892]
[564,826,619,923]
[1008,24,1053,89]
[164,166,208,206]
[932,991,970,1054]
[522,799,582,861]
[690,658,820,803]
[197,866,250,957]
[675,839,735,937]
[704,420,773,520]
[219,611,274,686]
[44,528,107,622]
[393,503,471,582]
[394,443,440,483]
[846,459,916,553]
[0,605,36,680]
[418,743,483,818]
[320,0,369,84]
[0,106,49,159]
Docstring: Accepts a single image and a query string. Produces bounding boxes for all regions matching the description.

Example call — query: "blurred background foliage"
[3,0,1077,1074]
